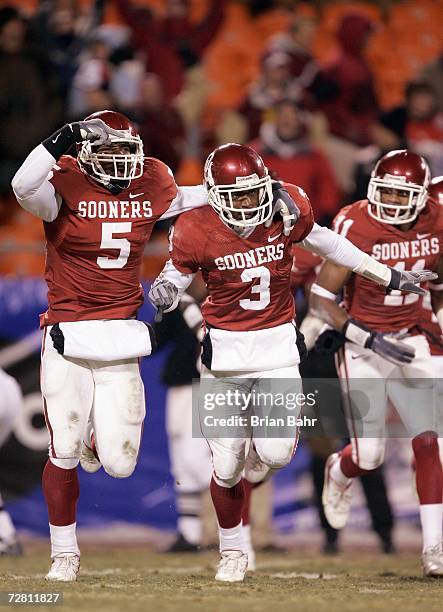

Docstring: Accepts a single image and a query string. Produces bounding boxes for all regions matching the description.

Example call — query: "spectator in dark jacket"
[0,6,62,194]
[250,100,341,224]
[316,12,379,146]
[114,0,225,101]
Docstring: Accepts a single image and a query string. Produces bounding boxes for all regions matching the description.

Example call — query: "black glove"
[49,323,65,355]
[265,181,301,236]
[42,119,122,159]
[315,329,346,355]
[388,267,437,296]
[343,318,415,366]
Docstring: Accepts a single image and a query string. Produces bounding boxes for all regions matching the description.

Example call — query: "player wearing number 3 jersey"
[11,110,211,582]
[149,144,436,582]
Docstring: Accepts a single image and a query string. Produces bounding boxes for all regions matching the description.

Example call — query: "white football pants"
[336,334,438,470]
[41,327,145,478]
[200,364,302,487]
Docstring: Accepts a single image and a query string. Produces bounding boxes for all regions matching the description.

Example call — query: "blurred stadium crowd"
[0,0,442,278]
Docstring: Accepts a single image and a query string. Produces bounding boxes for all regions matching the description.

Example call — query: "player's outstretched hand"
[70,119,123,146]
[388,268,438,296]
[148,278,179,319]
[368,334,415,366]
[343,318,415,365]
[265,181,300,236]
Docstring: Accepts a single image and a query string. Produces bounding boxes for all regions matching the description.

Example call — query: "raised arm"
[301,223,436,295]
[12,119,121,222]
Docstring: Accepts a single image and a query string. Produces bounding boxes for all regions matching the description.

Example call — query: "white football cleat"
[215,550,248,582]
[322,453,353,530]
[45,553,80,582]
[423,544,443,577]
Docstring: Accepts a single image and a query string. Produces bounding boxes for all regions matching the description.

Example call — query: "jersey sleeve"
[284,183,315,243]
[48,155,76,200]
[169,212,201,274]
[331,201,374,252]
[150,159,179,216]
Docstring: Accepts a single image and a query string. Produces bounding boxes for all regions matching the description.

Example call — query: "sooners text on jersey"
[41,156,177,326]
[334,200,443,332]
[171,184,314,331]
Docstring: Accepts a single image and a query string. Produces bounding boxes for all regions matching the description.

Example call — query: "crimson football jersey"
[333,200,443,333]
[170,184,314,331]
[42,155,178,325]
[291,244,322,291]
[420,294,443,357]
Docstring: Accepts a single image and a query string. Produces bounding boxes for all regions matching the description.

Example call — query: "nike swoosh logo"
[268,233,282,242]
[416,233,431,239]
[129,192,144,199]
[52,133,61,144]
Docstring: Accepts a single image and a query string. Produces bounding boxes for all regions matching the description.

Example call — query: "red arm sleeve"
[169,214,201,275]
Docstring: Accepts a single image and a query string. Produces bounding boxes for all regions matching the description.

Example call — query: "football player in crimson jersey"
[11,110,220,582]
[148,143,434,582]
[306,152,443,576]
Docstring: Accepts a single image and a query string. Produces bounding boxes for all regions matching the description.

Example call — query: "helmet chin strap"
[104,179,130,195]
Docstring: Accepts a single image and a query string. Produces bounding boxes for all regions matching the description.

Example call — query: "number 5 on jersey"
[97,222,132,269]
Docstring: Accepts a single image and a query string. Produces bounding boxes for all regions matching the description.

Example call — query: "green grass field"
[1,544,443,612]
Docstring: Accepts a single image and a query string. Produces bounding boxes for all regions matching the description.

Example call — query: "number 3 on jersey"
[97,222,131,269]
[240,266,270,310]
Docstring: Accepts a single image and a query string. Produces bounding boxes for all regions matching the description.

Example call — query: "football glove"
[314,329,346,355]
[343,318,415,366]
[388,267,437,296]
[148,278,179,320]
[265,181,300,236]
[43,119,123,159]
[69,118,122,145]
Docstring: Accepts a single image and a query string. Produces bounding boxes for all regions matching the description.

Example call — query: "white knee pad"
[212,455,244,488]
[254,439,295,471]
[100,436,140,479]
[50,418,84,459]
[352,438,385,470]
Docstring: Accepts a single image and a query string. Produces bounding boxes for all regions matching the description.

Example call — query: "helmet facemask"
[78,131,144,185]
[367,176,428,225]
[207,174,273,229]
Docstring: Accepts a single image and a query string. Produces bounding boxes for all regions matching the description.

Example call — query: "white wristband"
[310,283,338,301]
[353,253,391,287]
[344,320,371,347]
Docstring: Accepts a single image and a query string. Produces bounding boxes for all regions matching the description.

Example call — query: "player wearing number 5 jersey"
[149,144,436,582]
[11,110,210,582]
[307,151,443,577]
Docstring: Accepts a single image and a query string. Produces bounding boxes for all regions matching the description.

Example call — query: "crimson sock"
[412,432,443,504]
[340,444,373,478]
[42,460,80,526]
[242,479,253,526]
[210,477,244,528]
